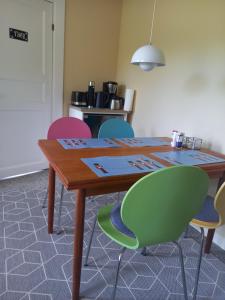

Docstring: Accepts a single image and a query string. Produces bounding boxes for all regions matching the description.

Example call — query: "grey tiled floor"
[1,170,225,299]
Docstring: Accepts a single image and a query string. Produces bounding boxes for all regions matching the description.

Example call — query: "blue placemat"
[81,155,165,177]
[116,137,170,147]
[58,138,120,149]
[152,150,225,165]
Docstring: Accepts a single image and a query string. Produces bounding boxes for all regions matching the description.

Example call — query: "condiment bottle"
[171,130,178,147]
[176,132,184,148]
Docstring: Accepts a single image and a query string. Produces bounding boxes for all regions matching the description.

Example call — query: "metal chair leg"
[84,215,97,266]
[192,227,204,300]
[183,226,189,238]
[42,188,48,208]
[173,241,188,300]
[56,184,65,234]
[117,192,120,201]
[141,247,147,256]
[112,247,126,300]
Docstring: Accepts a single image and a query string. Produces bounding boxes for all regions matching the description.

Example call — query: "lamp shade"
[131,44,165,71]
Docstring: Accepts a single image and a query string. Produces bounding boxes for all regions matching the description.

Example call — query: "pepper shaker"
[176,132,184,148]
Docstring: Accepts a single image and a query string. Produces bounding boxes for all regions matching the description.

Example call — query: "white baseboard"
[0,161,48,180]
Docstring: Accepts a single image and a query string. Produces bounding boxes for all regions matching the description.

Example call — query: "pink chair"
[42,117,92,233]
[47,117,92,140]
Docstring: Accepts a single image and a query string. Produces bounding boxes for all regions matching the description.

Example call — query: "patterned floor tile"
[7,266,45,292]
[0,291,27,300]
[1,170,225,299]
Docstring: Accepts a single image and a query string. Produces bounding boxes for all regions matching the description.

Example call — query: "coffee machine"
[95,81,118,108]
[103,81,118,95]
[102,81,118,108]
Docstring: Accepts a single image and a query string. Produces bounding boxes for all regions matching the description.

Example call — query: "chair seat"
[110,203,135,238]
[194,195,219,223]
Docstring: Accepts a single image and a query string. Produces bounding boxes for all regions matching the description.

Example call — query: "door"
[0,0,53,179]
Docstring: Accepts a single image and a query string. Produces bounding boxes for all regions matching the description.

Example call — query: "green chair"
[84,166,209,300]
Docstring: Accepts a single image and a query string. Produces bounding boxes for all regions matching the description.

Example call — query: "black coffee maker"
[103,81,118,95]
[96,81,118,108]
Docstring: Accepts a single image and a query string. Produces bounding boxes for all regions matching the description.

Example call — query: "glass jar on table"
[186,137,202,150]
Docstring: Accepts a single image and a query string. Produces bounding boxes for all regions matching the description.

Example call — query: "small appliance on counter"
[102,81,118,108]
[103,81,118,95]
[71,91,87,107]
[95,91,106,108]
[110,97,124,110]
[102,81,124,109]
[110,98,121,110]
[71,80,124,109]
[94,81,119,109]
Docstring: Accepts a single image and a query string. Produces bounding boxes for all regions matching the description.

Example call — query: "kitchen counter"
[69,105,130,121]
[69,105,131,137]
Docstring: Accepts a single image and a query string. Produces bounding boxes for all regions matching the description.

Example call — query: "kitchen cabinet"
[69,106,130,137]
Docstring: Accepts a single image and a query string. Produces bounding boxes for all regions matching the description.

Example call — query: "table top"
[38,139,225,193]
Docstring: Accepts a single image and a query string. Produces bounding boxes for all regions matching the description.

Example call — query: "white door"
[0,0,54,179]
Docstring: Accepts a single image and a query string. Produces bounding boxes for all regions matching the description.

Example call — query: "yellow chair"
[190,182,225,300]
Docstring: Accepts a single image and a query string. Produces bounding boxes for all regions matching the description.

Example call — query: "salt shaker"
[171,130,178,147]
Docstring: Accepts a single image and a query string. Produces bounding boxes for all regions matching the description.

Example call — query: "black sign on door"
[9,28,28,42]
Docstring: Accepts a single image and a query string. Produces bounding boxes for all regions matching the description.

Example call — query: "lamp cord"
[149,0,157,44]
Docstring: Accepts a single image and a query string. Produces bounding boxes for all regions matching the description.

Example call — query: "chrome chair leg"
[183,226,189,238]
[42,188,48,208]
[117,192,120,201]
[84,215,97,266]
[56,184,65,234]
[193,227,204,300]
[112,247,126,300]
[173,241,188,300]
[141,247,147,256]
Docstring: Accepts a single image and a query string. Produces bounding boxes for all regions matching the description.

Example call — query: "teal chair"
[98,118,134,138]
[84,166,209,300]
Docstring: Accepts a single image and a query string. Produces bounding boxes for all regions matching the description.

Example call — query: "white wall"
[116,0,225,248]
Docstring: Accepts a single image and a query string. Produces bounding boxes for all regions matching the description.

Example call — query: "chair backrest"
[98,118,134,138]
[214,182,225,227]
[121,166,209,248]
[47,117,92,140]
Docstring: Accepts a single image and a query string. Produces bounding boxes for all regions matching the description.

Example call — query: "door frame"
[50,0,65,120]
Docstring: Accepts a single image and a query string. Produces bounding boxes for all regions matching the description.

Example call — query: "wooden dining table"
[38,138,225,300]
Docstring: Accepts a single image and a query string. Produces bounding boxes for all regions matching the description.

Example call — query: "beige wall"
[63,0,225,248]
[116,0,225,248]
[116,0,225,153]
[63,0,122,114]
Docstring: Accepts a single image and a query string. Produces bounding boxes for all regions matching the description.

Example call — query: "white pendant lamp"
[131,0,165,72]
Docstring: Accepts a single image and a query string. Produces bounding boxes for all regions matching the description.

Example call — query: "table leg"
[205,229,215,254]
[204,172,225,253]
[48,165,55,234]
[72,189,86,300]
